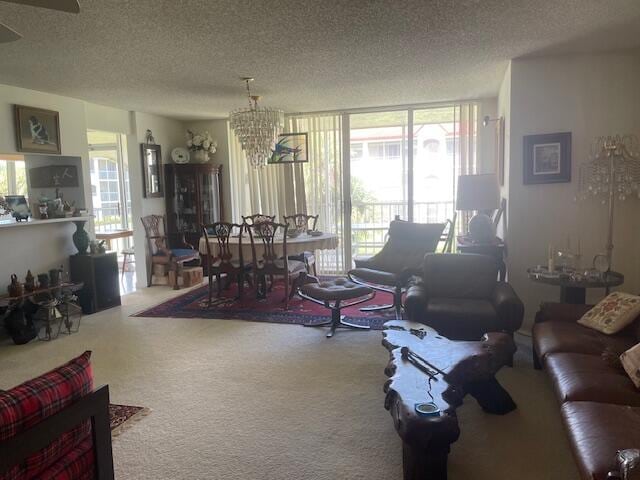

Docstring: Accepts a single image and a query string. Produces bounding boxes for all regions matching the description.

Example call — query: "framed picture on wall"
[523,132,571,184]
[268,133,309,164]
[14,105,62,154]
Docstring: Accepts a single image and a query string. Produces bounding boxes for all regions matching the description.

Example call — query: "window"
[446,137,455,156]
[367,141,401,161]
[87,130,131,233]
[350,143,363,160]
[368,142,384,159]
[0,157,28,199]
[385,142,401,159]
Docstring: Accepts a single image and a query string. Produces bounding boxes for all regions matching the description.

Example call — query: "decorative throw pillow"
[0,351,94,480]
[620,343,640,389]
[577,292,640,335]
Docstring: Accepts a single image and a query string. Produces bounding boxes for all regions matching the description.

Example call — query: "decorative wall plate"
[171,147,190,164]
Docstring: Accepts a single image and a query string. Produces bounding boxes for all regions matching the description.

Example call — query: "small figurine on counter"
[24,270,35,292]
[8,274,23,298]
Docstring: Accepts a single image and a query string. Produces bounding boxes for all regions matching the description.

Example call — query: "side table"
[457,235,506,281]
[70,253,121,314]
[527,267,624,304]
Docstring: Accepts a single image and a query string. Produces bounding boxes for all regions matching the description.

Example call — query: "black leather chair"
[404,253,524,341]
[348,219,446,319]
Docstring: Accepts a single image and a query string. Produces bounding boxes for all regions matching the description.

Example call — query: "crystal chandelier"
[230,78,284,168]
[577,134,640,269]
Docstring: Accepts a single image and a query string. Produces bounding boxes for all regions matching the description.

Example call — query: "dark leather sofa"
[532,302,640,480]
[404,253,524,341]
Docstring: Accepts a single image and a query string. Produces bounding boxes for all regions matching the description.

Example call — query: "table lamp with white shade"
[456,174,500,243]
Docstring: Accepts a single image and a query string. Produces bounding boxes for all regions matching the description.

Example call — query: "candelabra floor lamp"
[577,135,640,271]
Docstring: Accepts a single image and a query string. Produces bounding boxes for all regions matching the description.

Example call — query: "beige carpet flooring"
[0,285,580,479]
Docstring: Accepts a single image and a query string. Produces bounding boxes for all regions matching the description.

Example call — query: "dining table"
[198,231,339,260]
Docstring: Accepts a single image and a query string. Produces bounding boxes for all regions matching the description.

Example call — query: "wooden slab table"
[382,320,517,480]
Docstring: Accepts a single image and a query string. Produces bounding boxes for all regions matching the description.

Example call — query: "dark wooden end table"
[382,320,517,480]
[457,236,506,281]
[527,267,624,304]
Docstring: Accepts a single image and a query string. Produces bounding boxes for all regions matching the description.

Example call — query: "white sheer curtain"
[453,103,479,233]
[286,114,344,273]
[228,122,304,221]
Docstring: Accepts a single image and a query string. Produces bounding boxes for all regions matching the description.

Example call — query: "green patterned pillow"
[577,292,640,335]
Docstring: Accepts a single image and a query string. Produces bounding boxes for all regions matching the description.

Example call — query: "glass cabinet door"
[172,171,199,237]
[199,170,221,225]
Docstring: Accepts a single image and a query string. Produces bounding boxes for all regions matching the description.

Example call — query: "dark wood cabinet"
[164,163,223,248]
[70,253,121,314]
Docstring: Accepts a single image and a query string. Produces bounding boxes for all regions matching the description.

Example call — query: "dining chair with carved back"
[282,213,320,275]
[246,220,306,310]
[241,213,276,227]
[141,214,200,290]
[201,222,252,306]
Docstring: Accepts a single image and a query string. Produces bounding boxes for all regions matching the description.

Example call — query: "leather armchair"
[404,253,524,341]
[348,219,446,319]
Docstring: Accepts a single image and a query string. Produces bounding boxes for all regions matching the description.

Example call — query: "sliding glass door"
[343,105,472,269]
[411,107,456,225]
[348,111,409,263]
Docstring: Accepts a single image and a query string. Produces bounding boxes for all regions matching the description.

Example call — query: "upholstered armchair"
[348,219,446,319]
[404,253,524,340]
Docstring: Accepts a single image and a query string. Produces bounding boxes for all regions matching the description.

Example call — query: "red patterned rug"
[109,403,150,436]
[132,278,397,330]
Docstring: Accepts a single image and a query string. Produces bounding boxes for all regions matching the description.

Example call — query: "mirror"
[141,143,163,198]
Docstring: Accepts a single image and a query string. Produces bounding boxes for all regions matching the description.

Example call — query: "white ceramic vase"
[193,149,209,163]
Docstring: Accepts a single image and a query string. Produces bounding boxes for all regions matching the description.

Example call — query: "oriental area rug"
[132,279,397,330]
[109,403,151,436]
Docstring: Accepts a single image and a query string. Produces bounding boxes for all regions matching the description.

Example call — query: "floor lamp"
[577,135,640,270]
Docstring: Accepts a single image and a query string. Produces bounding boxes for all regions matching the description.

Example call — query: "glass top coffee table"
[527,266,624,304]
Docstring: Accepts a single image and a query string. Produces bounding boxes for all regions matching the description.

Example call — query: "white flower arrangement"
[186,130,218,154]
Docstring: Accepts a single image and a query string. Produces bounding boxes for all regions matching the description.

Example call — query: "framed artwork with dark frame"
[14,105,62,154]
[523,132,571,185]
[268,133,309,164]
[141,143,164,198]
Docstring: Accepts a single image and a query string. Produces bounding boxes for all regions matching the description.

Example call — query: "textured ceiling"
[0,0,639,120]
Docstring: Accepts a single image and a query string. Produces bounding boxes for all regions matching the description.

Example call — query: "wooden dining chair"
[141,214,200,290]
[246,220,306,310]
[282,213,320,275]
[241,213,276,226]
[202,222,252,306]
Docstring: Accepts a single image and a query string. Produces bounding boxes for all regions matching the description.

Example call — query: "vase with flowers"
[186,130,218,163]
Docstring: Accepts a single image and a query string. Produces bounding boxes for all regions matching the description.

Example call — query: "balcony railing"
[314,200,455,274]
[351,200,454,259]
[93,206,132,233]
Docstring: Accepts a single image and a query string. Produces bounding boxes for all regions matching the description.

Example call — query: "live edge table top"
[381,320,517,480]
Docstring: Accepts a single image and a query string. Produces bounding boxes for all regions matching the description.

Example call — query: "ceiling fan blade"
[0,22,22,43]
[1,0,80,13]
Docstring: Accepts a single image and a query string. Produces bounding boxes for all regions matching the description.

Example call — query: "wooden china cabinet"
[164,163,223,248]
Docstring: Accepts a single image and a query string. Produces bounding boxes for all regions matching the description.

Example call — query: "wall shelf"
[0,215,92,230]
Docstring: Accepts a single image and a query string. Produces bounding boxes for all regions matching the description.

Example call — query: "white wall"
[128,112,185,287]
[505,50,640,329]
[182,119,231,220]
[477,98,498,175]
[0,85,91,282]
[0,85,187,289]
[496,63,512,240]
[85,103,186,288]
